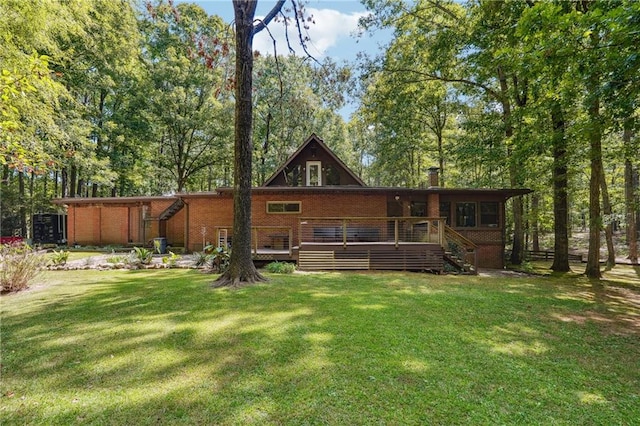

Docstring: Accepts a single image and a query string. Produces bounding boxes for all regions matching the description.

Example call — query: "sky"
[190,0,388,61]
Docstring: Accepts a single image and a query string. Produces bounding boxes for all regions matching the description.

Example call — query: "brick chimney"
[428,167,440,187]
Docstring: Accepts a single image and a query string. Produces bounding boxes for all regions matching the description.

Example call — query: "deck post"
[343,219,347,248]
[289,227,293,257]
[394,219,399,248]
[253,228,258,255]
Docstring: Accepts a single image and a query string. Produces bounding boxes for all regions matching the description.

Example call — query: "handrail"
[443,225,478,274]
[444,225,477,248]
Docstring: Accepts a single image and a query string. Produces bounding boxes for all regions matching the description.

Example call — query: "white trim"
[306,161,322,186]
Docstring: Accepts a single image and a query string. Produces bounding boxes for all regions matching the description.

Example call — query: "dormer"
[263,134,366,187]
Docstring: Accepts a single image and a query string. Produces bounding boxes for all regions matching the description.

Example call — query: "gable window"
[325,164,340,185]
[306,161,321,186]
[456,202,476,227]
[480,202,499,227]
[267,201,301,214]
[285,164,302,187]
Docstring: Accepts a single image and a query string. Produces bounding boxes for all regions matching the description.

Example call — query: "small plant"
[49,249,70,266]
[200,244,230,272]
[193,251,209,267]
[130,246,153,266]
[0,242,45,293]
[162,251,180,268]
[209,245,230,273]
[265,261,296,274]
[107,250,127,264]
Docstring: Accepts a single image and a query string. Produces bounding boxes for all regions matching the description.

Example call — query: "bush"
[0,243,46,293]
[195,245,230,272]
[193,251,209,267]
[129,247,153,267]
[49,249,70,266]
[264,261,296,274]
[162,251,179,268]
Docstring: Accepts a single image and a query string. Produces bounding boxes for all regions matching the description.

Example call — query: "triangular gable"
[262,133,366,187]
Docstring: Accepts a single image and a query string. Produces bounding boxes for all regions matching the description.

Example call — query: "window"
[325,164,340,185]
[439,202,451,225]
[456,202,476,227]
[285,164,302,187]
[306,161,321,186]
[267,201,301,214]
[480,202,499,227]
[410,201,426,217]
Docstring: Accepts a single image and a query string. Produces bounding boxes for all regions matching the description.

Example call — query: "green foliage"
[0,243,45,292]
[106,250,128,264]
[161,251,179,268]
[264,261,296,274]
[130,246,153,266]
[48,249,69,266]
[204,245,230,273]
[192,251,209,268]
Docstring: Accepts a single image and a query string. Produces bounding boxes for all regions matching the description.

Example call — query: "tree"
[214,0,286,287]
[141,1,233,193]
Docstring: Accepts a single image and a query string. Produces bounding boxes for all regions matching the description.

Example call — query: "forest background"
[1,0,638,276]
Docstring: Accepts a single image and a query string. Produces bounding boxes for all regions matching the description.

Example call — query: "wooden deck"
[245,218,476,273]
[298,242,444,272]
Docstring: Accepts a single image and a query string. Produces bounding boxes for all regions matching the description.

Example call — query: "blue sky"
[184,1,390,118]
[190,0,387,61]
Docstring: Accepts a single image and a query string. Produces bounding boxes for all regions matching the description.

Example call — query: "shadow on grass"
[1,269,639,424]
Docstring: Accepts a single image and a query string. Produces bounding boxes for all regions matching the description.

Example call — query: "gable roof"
[262,133,366,187]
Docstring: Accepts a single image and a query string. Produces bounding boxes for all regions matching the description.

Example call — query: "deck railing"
[298,217,446,248]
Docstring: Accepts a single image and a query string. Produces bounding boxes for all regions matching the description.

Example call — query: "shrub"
[129,247,153,267]
[193,251,209,267]
[162,251,180,268]
[0,243,45,293]
[196,245,230,272]
[49,249,70,266]
[107,251,128,264]
[264,261,296,274]
[208,246,230,273]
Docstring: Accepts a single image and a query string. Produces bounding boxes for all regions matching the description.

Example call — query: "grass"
[1,266,639,425]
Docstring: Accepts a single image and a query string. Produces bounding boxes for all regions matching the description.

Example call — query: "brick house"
[54,134,531,272]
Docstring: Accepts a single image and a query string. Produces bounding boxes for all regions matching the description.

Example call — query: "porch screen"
[456,202,476,227]
[480,202,499,227]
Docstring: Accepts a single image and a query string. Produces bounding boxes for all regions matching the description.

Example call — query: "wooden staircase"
[158,199,185,221]
[442,226,478,274]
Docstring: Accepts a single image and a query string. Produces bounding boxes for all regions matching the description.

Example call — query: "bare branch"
[253,0,286,35]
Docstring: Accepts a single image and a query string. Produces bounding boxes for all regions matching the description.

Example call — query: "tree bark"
[600,167,615,269]
[584,27,604,279]
[214,0,266,287]
[623,121,638,263]
[550,101,570,272]
[531,193,540,252]
[497,66,525,265]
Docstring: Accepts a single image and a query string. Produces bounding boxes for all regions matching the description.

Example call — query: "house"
[53,134,531,272]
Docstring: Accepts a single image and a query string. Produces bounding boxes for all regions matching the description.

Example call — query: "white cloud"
[253,8,368,58]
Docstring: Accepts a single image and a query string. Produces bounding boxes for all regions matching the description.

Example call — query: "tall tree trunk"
[624,121,638,263]
[61,169,68,198]
[550,101,570,272]
[497,67,525,265]
[69,165,77,198]
[215,0,266,286]
[600,167,615,269]
[18,171,26,238]
[584,28,603,279]
[531,193,540,252]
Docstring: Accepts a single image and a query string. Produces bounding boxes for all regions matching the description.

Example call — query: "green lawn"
[1,267,639,425]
